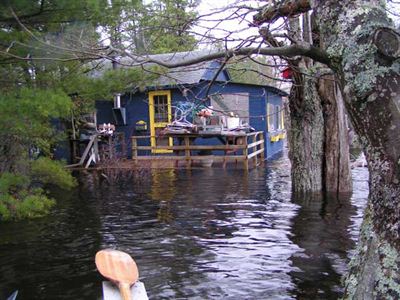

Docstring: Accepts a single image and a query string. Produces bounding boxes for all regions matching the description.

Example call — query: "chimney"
[114,93,121,108]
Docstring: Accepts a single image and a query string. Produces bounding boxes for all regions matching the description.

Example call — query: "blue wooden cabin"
[96,51,287,160]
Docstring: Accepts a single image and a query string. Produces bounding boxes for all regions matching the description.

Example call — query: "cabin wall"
[52,119,72,162]
[191,82,285,159]
[95,82,286,160]
[265,94,285,160]
[202,61,230,82]
[96,90,190,157]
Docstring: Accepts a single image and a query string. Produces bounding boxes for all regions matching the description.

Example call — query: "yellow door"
[149,90,173,153]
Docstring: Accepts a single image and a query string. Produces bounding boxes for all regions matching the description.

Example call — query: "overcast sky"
[196,0,399,48]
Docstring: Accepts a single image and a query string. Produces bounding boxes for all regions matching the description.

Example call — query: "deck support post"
[184,136,191,168]
[260,133,265,163]
[243,136,249,170]
[132,137,138,163]
[252,134,258,166]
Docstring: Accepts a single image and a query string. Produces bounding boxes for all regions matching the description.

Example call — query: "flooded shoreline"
[0,156,368,299]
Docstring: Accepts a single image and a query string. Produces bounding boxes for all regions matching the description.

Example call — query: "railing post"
[132,137,138,163]
[223,137,229,169]
[252,134,257,166]
[243,135,249,170]
[184,136,191,168]
[260,133,265,162]
[108,135,113,159]
[94,135,100,162]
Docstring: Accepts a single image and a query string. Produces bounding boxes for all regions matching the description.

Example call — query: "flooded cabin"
[94,51,287,168]
[0,155,370,299]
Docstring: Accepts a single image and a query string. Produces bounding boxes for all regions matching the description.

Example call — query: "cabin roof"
[91,50,287,96]
[115,50,231,87]
[141,50,228,86]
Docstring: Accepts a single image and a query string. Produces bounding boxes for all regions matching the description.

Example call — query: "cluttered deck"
[67,107,267,170]
[67,131,264,170]
[131,131,265,169]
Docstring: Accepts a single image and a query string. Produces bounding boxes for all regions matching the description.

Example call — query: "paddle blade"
[95,249,139,285]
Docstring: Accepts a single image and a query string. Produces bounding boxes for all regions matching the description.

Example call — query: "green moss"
[343,205,400,299]
[375,242,400,298]
[343,205,374,298]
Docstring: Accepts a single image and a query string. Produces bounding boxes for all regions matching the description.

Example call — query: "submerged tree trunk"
[253,0,399,296]
[287,14,352,195]
[311,1,400,298]
[289,69,325,193]
[318,75,352,194]
[289,70,352,194]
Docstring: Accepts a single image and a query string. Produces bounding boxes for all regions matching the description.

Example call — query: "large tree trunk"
[318,75,352,194]
[288,68,352,194]
[312,0,400,297]
[287,14,352,195]
[289,70,325,193]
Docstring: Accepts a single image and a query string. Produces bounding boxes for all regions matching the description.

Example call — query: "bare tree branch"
[112,43,330,68]
[253,0,311,25]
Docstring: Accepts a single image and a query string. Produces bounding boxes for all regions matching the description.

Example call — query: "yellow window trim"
[148,90,173,153]
[270,131,286,142]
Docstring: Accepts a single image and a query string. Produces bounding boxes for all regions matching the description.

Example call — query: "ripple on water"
[0,156,369,300]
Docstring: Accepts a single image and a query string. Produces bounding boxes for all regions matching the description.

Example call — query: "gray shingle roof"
[89,50,287,95]
[141,50,217,87]
[91,50,219,87]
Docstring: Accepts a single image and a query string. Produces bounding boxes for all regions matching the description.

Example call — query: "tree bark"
[318,75,352,194]
[288,70,352,195]
[287,13,352,195]
[289,70,325,193]
[311,0,400,297]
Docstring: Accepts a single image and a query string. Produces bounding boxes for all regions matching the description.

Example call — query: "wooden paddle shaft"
[119,282,132,300]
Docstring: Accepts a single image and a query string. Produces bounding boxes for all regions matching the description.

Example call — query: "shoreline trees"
[2,0,400,297]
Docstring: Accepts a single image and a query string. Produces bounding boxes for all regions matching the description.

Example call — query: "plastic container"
[226,117,240,129]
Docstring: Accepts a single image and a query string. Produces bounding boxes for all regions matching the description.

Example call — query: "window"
[275,105,280,130]
[267,103,275,131]
[210,93,249,122]
[153,94,169,122]
[267,103,284,131]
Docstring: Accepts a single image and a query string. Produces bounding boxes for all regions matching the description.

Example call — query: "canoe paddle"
[95,249,139,300]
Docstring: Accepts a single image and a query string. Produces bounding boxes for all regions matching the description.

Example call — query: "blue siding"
[52,119,71,162]
[96,81,286,160]
[265,94,285,159]
[202,61,230,82]
[96,100,114,124]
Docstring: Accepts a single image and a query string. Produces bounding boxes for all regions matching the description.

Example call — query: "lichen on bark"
[289,70,324,193]
[344,204,400,299]
[313,1,400,298]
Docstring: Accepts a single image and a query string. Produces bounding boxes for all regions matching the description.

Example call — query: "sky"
[196,0,263,49]
[196,0,400,48]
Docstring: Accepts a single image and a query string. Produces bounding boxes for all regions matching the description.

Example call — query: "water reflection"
[289,192,355,299]
[0,157,369,300]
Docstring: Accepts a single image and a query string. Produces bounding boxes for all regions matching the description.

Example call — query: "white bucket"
[226,117,240,129]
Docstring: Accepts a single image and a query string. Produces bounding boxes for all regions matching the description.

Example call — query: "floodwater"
[0,155,369,300]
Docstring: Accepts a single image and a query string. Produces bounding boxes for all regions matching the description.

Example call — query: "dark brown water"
[0,156,368,299]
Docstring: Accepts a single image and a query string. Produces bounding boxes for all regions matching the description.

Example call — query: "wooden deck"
[67,131,265,170]
[131,131,265,169]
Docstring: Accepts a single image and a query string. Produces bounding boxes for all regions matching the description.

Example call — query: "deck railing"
[131,131,265,169]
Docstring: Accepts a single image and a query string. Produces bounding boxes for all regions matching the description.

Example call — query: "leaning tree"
[253,0,400,298]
